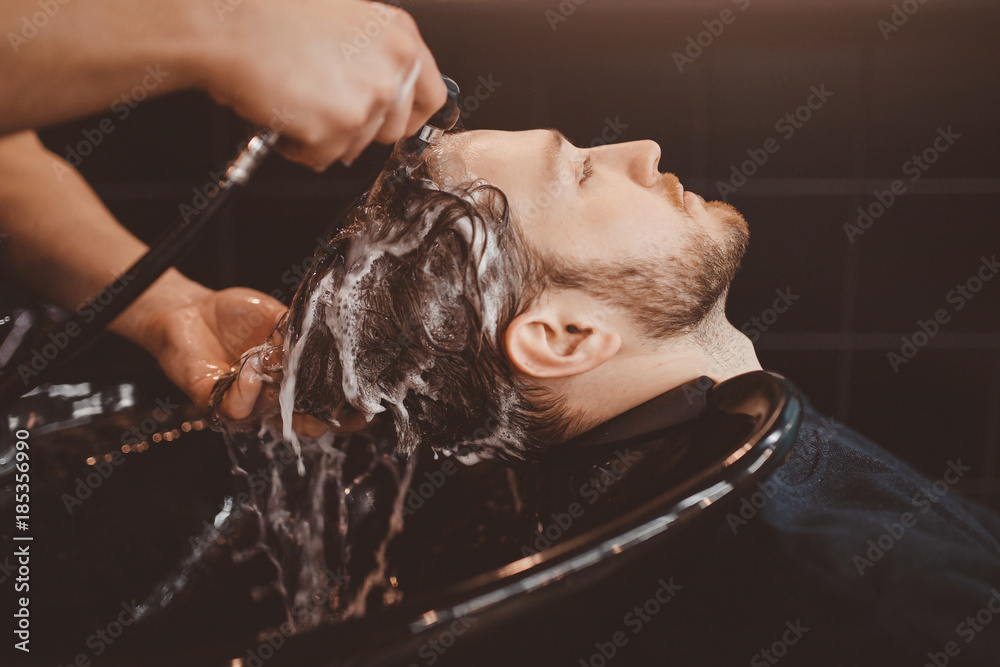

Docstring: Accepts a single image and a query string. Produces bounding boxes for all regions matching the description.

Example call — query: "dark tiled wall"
[35,1,999,507]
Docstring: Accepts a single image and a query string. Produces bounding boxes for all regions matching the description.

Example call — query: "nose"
[593,140,662,188]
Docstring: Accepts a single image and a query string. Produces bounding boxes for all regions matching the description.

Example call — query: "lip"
[683,190,701,211]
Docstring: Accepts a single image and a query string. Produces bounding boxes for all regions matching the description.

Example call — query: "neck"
[558,296,762,434]
[685,297,762,379]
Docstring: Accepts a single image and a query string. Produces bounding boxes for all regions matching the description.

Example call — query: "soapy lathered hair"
[212,145,572,463]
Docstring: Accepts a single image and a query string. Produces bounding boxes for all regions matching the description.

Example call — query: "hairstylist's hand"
[203,0,448,171]
[133,279,351,437]
[144,283,284,417]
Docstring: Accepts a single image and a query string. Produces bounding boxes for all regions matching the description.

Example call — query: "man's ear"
[504,303,621,379]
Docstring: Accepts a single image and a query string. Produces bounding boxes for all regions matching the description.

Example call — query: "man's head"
[275,129,750,462]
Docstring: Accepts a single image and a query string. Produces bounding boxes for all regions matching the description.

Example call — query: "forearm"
[0,130,211,355]
[0,0,217,135]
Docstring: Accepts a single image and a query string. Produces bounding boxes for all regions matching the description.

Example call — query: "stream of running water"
[134,414,417,633]
[134,179,511,634]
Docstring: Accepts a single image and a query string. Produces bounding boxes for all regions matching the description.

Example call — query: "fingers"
[207,0,450,172]
[280,61,444,170]
[184,372,216,416]
[275,137,334,173]
[211,288,285,357]
[291,414,330,438]
[291,410,369,438]
[210,338,370,439]
[404,44,449,137]
[276,106,376,172]
[221,375,363,439]
[371,60,421,148]
[373,7,447,141]
[277,13,447,170]
[330,409,370,434]
[207,288,286,419]
[340,108,389,167]
[219,359,267,421]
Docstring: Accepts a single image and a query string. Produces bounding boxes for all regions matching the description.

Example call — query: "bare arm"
[0,131,197,338]
[0,0,209,136]
[0,131,283,416]
[1,0,447,168]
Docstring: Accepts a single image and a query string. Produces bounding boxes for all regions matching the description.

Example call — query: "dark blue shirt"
[679,394,1000,665]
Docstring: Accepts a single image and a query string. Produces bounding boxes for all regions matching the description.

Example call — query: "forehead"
[432,130,540,180]
[436,129,546,168]
[430,129,574,221]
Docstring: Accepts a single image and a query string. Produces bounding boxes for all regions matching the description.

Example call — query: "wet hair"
[213,143,576,463]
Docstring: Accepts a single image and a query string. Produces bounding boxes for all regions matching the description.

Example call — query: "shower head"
[410,75,461,156]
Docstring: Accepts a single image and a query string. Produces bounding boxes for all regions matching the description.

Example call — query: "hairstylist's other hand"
[136,280,284,417]
[134,278,363,437]
[203,0,448,171]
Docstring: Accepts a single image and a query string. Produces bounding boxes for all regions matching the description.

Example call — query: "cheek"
[592,198,682,251]
[524,211,589,259]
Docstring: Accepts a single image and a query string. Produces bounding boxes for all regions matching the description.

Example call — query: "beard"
[544,198,749,340]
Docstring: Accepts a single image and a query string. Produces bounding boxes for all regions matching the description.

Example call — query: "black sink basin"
[0,371,800,666]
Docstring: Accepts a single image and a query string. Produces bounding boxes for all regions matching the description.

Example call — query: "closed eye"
[580,155,594,184]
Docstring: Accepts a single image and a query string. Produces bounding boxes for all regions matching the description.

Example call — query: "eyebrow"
[545,128,569,183]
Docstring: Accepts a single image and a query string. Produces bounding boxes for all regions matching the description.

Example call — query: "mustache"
[658,172,686,213]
